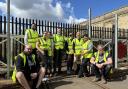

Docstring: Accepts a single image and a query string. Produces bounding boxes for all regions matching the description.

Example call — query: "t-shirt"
[16,53,40,74]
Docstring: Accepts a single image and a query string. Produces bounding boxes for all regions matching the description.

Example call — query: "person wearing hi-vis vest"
[46,31,54,76]
[78,34,93,78]
[12,45,45,89]
[36,31,53,77]
[53,28,65,75]
[90,44,112,84]
[73,32,84,75]
[24,23,39,55]
[66,33,74,75]
[36,32,49,68]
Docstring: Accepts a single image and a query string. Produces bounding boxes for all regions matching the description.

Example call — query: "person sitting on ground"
[90,44,112,84]
[12,45,45,89]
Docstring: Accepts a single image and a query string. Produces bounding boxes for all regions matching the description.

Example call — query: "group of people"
[12,23,113,89]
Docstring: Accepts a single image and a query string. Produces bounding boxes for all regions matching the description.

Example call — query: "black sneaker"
[78,75,84,78]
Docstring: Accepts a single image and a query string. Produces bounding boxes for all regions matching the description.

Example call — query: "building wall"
[86,15,128,29]
[118,14,128,29]
[80,6,128,29]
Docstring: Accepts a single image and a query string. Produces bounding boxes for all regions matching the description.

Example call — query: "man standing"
[24,23,39,55]
[53,28,65,75]
[90,44,112,84]
[78,34,93,77]
[36,31,48,67]
[66,33,74,75]
[73,32,84,75]
[36,31,53,77]
[12,45,45,89]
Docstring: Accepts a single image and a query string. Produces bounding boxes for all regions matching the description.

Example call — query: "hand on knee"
[16,72,24,80]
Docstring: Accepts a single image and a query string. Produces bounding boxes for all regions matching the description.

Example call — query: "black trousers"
[78,58,90,76]
[45,56,52,74]
[67,54,74,71]
[92,64,112,80]
[32,48,37,55]
[32,48,37,61]
[53,49,63,73]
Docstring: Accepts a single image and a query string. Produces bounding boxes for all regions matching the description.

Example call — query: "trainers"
[92,78,101,82]
[102,78,107,84]
[42,77,49,82]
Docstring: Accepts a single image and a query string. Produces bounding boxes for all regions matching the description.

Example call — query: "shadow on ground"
[108,68,128,82]
[50,80,73,89]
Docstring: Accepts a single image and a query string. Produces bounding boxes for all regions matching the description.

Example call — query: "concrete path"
[50,75,128,89]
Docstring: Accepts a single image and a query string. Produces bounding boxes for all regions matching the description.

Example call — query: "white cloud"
[55,2,64,18]
[0,0,86,23]
[66,16,86,24]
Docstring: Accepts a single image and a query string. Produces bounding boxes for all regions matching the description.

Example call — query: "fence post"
[0,16,2,57]
[88,8,91,38]
[7,0,11,79]
[115,14,118,68]
[10,38,13,67]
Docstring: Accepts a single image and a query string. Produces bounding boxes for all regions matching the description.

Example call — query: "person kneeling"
[90,44,112,84]
[12,45,45,89]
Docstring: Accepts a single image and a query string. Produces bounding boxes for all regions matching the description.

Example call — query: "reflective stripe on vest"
[74,38,83,55]
[39,37,48,50]
[12,53,35,83]
[82,40,93,58]
[94,51,109,63]
[26,29,38,49]
[39,38,52,56]
[54,34,64,49]
[47,39,52,56]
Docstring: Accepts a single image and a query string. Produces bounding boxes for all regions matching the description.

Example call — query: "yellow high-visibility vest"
[94,51,109,63]
[39,37,52,56]
[47,38,53,56]
[12,52,35,83]
[26,29,38,49]
[53,34,65,50]
[67,37,74,54]
[73,38,84,55]
[82,40,93,58]
[39,37,48,50]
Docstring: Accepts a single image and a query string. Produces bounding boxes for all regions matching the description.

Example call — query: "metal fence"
[0,15,128,66]
[91,26,128,39]
[0,16,86,64]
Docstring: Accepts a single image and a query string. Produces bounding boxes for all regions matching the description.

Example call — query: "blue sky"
[0,0,128,23]
[60,0,128,18]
